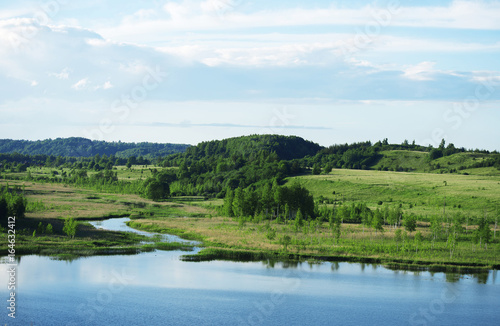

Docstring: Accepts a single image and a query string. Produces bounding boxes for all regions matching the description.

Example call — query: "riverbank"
[128,216,500,273]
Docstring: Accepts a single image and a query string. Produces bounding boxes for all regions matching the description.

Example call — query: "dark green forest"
[0,137,189,159]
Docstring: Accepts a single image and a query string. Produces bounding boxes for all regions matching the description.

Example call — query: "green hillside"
[165,134,323,163]
[372,150,500,176]
[0,137,190,158]
[372,150,429,172]
[288,169,500,219]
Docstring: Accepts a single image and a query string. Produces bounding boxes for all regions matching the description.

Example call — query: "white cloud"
[72,78,89,90]
[0,19,178,102]
[199,43,338,67]
[49,67,71,79]
[97,0,500,44]
[395,0,500,30]
[403,62,437,81]
[95,80,113,90]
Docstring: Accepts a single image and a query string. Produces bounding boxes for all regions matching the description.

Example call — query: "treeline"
[167,135,322,162]
[306,141,381,171]
[0,137,189,159]
[222,181,315,221]
[2,135,499,201]
[0,153,155,173]
[222,186,496,252]
[143,136,500,197]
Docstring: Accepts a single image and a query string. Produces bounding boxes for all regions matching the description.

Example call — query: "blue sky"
[1,0,499,150]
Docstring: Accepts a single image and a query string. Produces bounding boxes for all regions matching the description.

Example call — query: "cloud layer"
[1,0,499,149]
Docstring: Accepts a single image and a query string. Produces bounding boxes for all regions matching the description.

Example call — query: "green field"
[372,151,499,175]
[289,168,500,219]
[1,156,499,270]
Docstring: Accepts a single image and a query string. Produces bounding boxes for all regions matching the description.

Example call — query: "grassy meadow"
[289,168,500,219]
[1,163,499,269]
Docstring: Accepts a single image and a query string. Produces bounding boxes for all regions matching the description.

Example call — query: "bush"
[63,217,77,238]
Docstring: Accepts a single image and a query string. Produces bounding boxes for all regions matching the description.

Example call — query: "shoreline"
[3,218,497,273]
[126,221,499,273]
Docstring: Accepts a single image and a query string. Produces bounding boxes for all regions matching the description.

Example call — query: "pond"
[1,218,498,325]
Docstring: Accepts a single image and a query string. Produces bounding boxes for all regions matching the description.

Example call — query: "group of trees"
[307,141,381,171]
[0,137,189,158]
[223,181,315,222]
[162,135,320,197]
[0,185,26,222]
[140,170,175,201]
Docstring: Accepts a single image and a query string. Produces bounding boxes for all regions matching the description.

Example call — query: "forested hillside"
[161,135,322,196]
[0,137,189,158]
[305,138,499,174]
[165,134,322,163]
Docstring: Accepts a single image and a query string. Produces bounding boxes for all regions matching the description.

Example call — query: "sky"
[0,0,499,150]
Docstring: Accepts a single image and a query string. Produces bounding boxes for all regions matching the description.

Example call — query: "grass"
[0,178,211,258]
[373,150,430,172]
[372,150,499,176]
[289,168,500,219]
[128,215,500,271]
[0,219,149,259]
[2,164,499,270]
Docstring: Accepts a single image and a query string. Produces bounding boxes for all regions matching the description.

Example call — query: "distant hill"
[308,140,500,175]
[166,134,323,163]
[0,137,190,159]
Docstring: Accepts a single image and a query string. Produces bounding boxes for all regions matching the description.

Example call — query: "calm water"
[1,218,499,326]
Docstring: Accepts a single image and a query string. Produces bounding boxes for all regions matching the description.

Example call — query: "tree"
[394,229,402,252]
[232,187,245,217]
[223,188,234,217]
[16,163,28,172]
[280,235,291,251]
[11,196,25,219]
[361,207,372,233]
[37,222,45,234]
[372,210,384,235]
[272,179,282,218]
[266,228,276,241]
[144,180,165,201]
[414,231,423,254]
[430,215,442,244]
[142,174,170,201]
[283,203,290,224]
[387,206,400,228]
[323,163,333,174]
[0,197,8,221]
[63,217,77,238]
[312,163,321,175]
[439,138,446,149]
[261,183,273,219]
[294,209,304,233]
[474,217,492,249]
[404,214,417,234]
[331,212,342,244]
[429,149,443,160]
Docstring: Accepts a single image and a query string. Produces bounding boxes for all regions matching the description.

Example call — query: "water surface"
[1,218,498,325]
